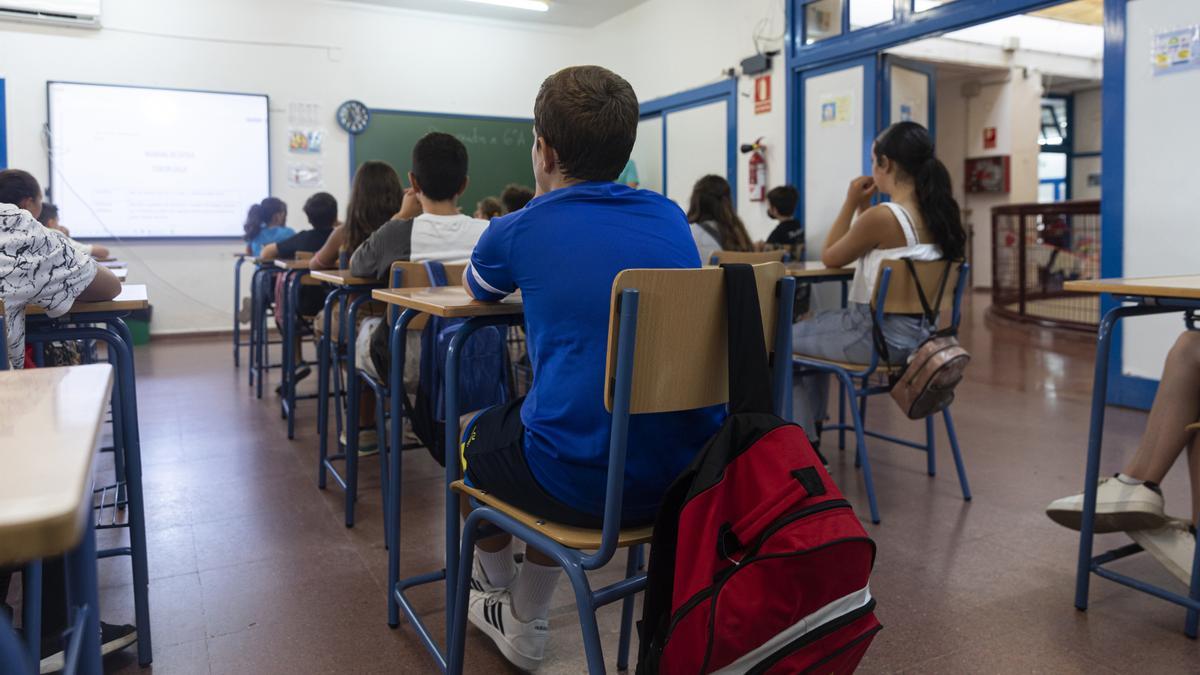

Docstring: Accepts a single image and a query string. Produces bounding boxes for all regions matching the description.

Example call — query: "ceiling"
[1030,0,1103,26]
[337,0,649,27]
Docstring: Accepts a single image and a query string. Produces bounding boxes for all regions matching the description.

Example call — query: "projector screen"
[47,82,270,238]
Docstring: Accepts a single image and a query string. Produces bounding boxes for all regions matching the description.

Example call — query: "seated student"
[260,192,338,262]
[349,132,489,381]
[791,122,965,454]
[308,161,403,272]
[1046,330,1198,584]
[37,202,111,260]
[760,185,804,261]
[687,174,753,264]
[243,197,293,256]
[500,183,534,213]
[0,168,129,667]
[461,65,724,670]
[474,196,504,221]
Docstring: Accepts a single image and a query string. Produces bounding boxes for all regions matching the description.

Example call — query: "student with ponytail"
[792,121,966,451]
[243,197,293,256]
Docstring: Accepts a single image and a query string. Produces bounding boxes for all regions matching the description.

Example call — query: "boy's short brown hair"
[534,66,638,182]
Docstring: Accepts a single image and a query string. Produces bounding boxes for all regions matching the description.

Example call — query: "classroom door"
[800,56,877,263]
[664,99,730,211]
[882,56,935,132]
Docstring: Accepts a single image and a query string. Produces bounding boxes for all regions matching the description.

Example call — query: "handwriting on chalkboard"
[424,125,529,147]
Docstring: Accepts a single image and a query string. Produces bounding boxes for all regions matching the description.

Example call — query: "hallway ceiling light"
[459,0,549,11]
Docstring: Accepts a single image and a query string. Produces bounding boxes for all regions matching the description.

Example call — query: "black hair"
[534,65,639,182]
[242,197,287,242]
[687,175,753,251]
[412,132,469,202]
[766,185,799,218]
[37,202,59,225]
[501,184,534,212]
[0,169,42,207]
[476,197,504,219]
[873,121,965,260]
[302,192,338,230]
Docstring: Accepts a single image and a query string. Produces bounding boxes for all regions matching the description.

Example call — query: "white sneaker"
[339,428,379,456]
[467,589,548,671]
[1128,519,1198,586]
[1045,476,1166,533]
[469,557,505,593]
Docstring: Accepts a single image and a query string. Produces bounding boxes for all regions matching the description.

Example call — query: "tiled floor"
[59,293,1200,672]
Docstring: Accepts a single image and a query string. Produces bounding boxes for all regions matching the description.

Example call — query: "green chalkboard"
[351,110,535,214]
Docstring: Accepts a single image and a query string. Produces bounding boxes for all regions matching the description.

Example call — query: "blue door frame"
[639,79,738,205]
[0,78,7,169]
[786,0,1144,407]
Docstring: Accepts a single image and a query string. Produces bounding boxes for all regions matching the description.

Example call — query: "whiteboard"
[631,116,664,194]
[665,101,727,212]
[47,82,270,238]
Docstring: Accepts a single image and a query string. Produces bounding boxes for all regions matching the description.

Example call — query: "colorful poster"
[288,128,324,153]
[819,93,852,126]
[1152,25,1200,76]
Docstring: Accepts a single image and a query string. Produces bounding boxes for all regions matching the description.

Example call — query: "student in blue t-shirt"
[460,65,724,670]
[242,197,294,256]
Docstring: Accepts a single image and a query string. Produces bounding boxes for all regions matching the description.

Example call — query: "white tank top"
[847,202,942,305]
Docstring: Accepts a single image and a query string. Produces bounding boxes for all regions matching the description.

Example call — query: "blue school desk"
[1064,275,1200,637]
[232,253,252,368]
[274,259,322,440]
[372,285,524,671]
[0,364,114,675]
[248,259,284,398]
[310,269,386,527]
[25,287,154,666]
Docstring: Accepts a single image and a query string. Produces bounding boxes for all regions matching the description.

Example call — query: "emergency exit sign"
[754,75,771,114]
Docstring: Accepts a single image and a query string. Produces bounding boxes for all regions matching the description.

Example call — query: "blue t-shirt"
[467,181,725,521]
[248,225,296,256]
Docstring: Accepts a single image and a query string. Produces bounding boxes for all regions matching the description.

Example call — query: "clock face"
[337,100,370,134]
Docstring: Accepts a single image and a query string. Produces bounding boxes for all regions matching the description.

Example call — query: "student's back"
[470,181,722,521]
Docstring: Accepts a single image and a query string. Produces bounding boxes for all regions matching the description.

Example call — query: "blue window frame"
[639,79,739,206]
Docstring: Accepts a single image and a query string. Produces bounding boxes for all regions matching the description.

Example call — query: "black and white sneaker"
[469,557,503,593]
[467,589,548,671]
[40,622,137,673]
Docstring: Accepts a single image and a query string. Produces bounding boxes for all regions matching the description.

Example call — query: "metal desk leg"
[64,514,102,675]
[316,288,342,489]
[21,560,41,668]
[387,309,417,627]
[285,271,303,438]
[234,256,247,367]
[343,294,371,528]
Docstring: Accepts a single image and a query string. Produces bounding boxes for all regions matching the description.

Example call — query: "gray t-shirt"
[349,218,413,280]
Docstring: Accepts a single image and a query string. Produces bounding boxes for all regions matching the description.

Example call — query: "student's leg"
[791,306,872,443]
[1121,331,1200,487]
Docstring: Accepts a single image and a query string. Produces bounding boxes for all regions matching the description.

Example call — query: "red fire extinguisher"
[741,137,767,202]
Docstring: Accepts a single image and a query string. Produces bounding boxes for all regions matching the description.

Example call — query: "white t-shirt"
[0,204,98,368]
[410,213,489,263]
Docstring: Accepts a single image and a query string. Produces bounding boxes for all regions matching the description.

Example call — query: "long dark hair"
[344,161,403,254]
[687,175,752,251]
[242,197,287,242]
[873,122,965,260]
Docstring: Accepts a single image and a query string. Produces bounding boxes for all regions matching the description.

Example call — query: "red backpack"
[637,264,880,674]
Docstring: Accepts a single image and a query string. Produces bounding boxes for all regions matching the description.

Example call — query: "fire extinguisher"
[741,137,767,202]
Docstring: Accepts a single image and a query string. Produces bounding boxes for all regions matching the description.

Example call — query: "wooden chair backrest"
[389,261,432,331]
[710,250,786,266]
[443,262,467,285]
[872,259,962,320]
[605,262,784,414]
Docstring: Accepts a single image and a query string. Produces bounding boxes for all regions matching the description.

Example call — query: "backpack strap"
[723,263,773,415]
[697,220,724,249]
[903,258,953,326]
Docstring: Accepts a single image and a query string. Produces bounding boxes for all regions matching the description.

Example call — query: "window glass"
[1039,98,1069,147]
[850,0,892,29]
[805,0,844,44]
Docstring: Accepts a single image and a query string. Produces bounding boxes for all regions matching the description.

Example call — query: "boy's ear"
[408,171,422,195]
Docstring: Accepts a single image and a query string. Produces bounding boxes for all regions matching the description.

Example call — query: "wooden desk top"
[310,269,383,287]
[784,262,854,279]
[273,259,311,270]
[1064,275,1200,300]
[113,268,128,282]
[27,284,149,316]
[98,260,126,269]
[372,286,524,318]
[0,364,113,564]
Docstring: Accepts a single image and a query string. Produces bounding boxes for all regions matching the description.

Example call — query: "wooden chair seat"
[451,481,654,550]
[793,352,904,375]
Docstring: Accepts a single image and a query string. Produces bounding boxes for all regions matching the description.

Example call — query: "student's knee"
[1170,330,1200,367]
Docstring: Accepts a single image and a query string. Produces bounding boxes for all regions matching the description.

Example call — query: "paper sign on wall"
[819,93,853,126]
[899,103,913,122]
[1152,25,1200,75]
[754,75,772,115]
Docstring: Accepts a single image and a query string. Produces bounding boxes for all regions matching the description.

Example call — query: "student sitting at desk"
[308,161,403,272]
[761,184,805,262]
[474,196,504,221]
[259,191,338,263]
[242,197,293,256]
[1046,330,1198,584]
[461,65,724,670]
[349,132,489,381]
[791,122,966,454]
[0,168,129,668]
[687,174,753,264]
[37,202,111,260]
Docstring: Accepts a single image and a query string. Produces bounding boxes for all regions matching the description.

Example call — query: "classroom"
[0,0,1197,673]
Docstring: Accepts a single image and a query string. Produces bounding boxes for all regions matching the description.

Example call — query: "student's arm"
[821,207,895,268]
[309,225,345,270]
[820,177,877,268]
[259,242,280,261]
[77,266,121,303]
[463,220,515,302]
[89,243,110,259]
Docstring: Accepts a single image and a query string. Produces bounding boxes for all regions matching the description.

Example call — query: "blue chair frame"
[792,263,972,524]
[232,254,251,368]
[444,274,796,674]
[279,268,321,439]
[248,263,284,398]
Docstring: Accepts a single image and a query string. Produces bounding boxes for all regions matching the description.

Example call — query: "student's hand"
[845,176,876,209]
[397,188,422,220]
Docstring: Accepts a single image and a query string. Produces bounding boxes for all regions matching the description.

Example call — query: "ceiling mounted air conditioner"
[0,0,101,29]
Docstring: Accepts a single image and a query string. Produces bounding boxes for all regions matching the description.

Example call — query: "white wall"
[1071,86,1102,200]
[0,0,582,333]
[1121,0,1200,380]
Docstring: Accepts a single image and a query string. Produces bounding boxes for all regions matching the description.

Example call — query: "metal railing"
[991,200,1101,331]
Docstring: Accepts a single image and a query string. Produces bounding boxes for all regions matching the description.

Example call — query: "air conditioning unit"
[0,0,101,29]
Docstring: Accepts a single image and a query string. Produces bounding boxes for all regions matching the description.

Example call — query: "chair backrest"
[710,250,786,266]
[389,261,433,330]
[443,262,467,284]
[873,259,963,323]
[605,262,785,414]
